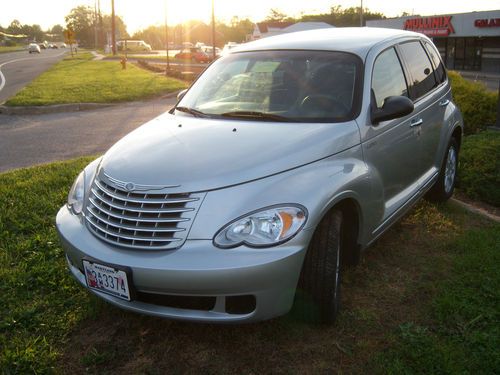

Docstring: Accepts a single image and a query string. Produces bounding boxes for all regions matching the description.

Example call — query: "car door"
[397,40,447,188]
[362,46,421,222]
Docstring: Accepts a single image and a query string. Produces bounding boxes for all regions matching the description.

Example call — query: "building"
[367,10,500,73]
[249,22,333,41]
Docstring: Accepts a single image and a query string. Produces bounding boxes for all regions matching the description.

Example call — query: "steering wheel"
[299,95,350,117]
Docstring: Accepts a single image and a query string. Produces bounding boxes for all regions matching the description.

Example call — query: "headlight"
[214,205,307,248]
[67,172,85,215]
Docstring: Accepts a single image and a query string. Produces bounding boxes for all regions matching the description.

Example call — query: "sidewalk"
[91,50,105,61]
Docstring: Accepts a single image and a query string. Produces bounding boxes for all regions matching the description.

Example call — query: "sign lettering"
[404,16,455,36]
[474,18,500,28]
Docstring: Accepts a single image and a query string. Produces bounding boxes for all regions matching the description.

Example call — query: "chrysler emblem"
[102,172,181,191]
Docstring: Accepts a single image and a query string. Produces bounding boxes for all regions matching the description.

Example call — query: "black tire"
[294,209,343,324]
[426,138,459,202]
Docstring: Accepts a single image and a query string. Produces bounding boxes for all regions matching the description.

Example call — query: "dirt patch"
[57,201,493,374]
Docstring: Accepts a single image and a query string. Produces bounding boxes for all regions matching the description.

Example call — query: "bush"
[448,71,498,135]
[458,131,500,206]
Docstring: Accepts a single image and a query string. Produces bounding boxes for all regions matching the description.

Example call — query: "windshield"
[177,50,362,122]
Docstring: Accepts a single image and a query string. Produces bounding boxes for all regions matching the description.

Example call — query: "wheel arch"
[314,195,363,266]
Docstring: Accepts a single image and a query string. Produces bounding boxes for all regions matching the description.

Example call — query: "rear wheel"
[294,209,343,324]
[426,138,459,202]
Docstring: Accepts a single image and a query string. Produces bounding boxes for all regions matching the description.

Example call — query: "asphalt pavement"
[0,49,67,104]
[0,97,176,173]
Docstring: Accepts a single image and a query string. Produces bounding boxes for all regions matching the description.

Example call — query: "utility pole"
[111,0,116,55]
[98,0,103,49]
[211,0,216,60]
[360,0,364,27]
[165,0,170,73]
[94,0,98,49]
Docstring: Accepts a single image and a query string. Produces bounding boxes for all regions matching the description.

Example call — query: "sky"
[0,0,498,34]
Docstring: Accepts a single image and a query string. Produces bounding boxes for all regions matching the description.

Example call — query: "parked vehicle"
[48,43,58,49]
[201,46,221,60]
[57,28,463,324]
[174,47,210,63]
[221,42,239,55]
[28,43,41,53]
[116,40,152,52]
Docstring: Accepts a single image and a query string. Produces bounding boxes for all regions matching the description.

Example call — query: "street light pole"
[165,1,170,74]
[211,0,216,60]
[360,0,364,27]
[111,0,116,55]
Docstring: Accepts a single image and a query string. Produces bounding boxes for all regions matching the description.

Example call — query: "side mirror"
[177,89,188,102]
[371,96,414,124]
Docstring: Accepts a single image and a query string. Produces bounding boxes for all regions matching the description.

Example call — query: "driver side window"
[372,48,408,109]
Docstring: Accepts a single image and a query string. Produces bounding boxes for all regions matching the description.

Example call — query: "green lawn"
[0,157,498,373]
[5,52,187,106]
[0,46,24,53]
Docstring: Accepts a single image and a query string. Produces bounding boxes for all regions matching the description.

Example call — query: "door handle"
[410,118,423,127]
[439,99,450,107]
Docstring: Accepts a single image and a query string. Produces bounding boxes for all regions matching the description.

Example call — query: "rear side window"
[398,41,438,100]
[423,41,447,84]
[371,48,408,109]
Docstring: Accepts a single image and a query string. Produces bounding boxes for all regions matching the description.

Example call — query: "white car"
[28,43,41,54]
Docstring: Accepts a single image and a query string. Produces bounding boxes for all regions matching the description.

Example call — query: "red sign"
[474,18,500,28]
[404,16,455,36]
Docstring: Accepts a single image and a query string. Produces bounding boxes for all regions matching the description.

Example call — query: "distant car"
[60,43,67,48]
[28,43,41,54]
[174,47,210,63]
[201,46,221,60]
[221,42,239,55]
[116,40,152,52]
[38,43,47,49]
[48,44,58,49]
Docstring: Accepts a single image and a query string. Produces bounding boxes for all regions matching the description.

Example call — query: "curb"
[451,198,500,223]
[0,91,181,115]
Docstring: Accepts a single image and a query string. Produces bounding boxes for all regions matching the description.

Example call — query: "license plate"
[83,260,131,301]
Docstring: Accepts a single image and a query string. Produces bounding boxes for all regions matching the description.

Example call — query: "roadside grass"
[5,52,187,106]
[0,46,24,54]
[1,158,498,373]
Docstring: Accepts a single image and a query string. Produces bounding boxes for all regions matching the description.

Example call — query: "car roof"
[232,27,424,59]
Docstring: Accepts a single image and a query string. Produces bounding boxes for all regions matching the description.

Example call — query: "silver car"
[56,28,463,324]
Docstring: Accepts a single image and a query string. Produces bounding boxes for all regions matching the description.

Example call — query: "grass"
[5,52,187,106]
[458,130,500,207]
[0,157,498,373]
[0,46,24,53]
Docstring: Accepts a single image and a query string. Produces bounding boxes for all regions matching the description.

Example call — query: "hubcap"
[444,146,457,194]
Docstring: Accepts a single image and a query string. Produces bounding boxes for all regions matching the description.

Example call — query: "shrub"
[458,130,500,206]
[448,71,498,135]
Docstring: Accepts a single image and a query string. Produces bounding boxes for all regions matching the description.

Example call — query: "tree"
[265,9,291,22]
[7,20,22,34]
[65,5,94,46]
[50,24,64,36]
[299,6,385,27]
[102,14,128,40]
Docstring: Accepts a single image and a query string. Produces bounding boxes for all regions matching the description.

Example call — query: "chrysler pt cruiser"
[56,28,463,323]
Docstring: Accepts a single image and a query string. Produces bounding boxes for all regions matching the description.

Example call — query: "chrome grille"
[85,176,203,250]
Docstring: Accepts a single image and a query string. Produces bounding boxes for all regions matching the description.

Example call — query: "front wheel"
[426,138,459,202]
[294,209,343,324]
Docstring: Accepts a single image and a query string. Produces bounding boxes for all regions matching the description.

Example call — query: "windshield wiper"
[175,106,209,118]
[220,111,295,122]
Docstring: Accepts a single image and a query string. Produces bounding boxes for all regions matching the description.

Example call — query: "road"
[0,97,176,173]
[0,49,67,104]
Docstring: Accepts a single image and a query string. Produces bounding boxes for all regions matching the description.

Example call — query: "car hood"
[99,113,360,193]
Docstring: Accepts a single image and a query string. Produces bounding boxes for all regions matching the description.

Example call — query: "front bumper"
[56,206,312,323]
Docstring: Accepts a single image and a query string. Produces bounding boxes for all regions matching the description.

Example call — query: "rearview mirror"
[177,89,188,102]
[371,96,414,124]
